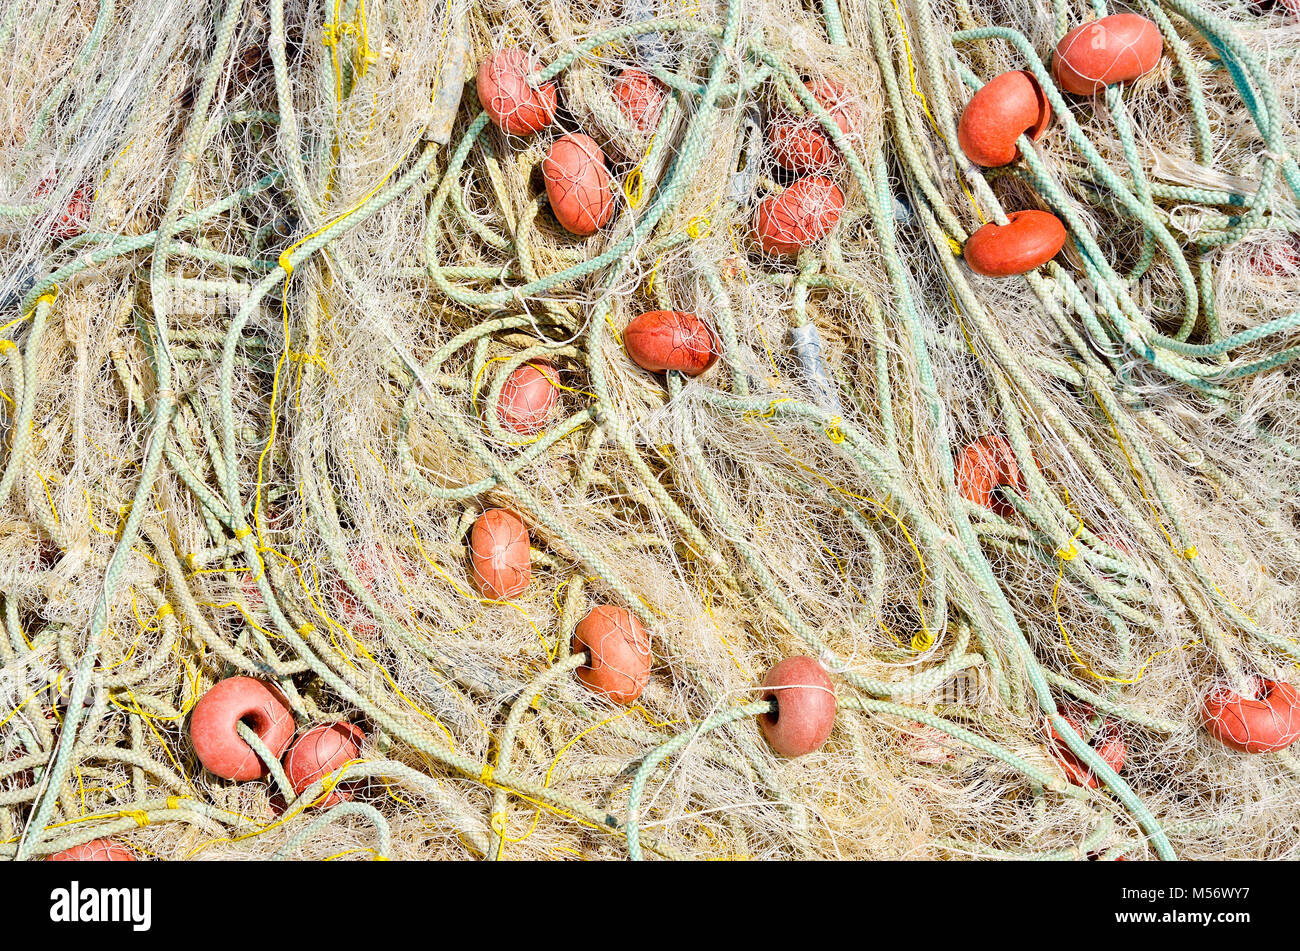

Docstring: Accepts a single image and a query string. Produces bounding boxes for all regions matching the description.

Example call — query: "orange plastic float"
[614,68,666,131]
[963,210,1067,277]
[758,656,836,757]
[1052,14,1163,96]
[768,80,862,174]
[497,360,559,435]
[957,434,1025,518]
[898,723,959,764]
[572,606,652,704]
[336,547,415,635]
[957,70,1051,167]
[234,568,267,616]
[283,722,365,806]
[37,177,93,240]
[1201,678,1300,753]
[190,677,295,781]
[48,839,135,861]
[1250,235,1300,276]
[753,175,845,256]
[477,49,557,134]
[469,508,531,600]
[543,132,614,236]
[624,310,719,376]
[1048,705,1127,789]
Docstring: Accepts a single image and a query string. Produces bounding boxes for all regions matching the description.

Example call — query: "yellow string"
[490,705,682,853]
[1094,394,1257,622]
[623,135,654,209]
[752,414,932,643]
[0,290,57,337]
[1049,495,1200,683]
[886,0,983,227]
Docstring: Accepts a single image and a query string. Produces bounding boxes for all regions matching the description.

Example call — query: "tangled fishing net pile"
[4,0,1300,862]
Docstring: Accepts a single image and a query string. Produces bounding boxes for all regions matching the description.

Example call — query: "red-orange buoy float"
[48,839,136,861]
[1052,14,1163,96]
[753,175,845,257]
[624,310,719,376]
[964,210,1067,277]
[759,656,836,757]
[1201,678,1300,753]
[237,570,266,614]
[543,132,614,236]
[957,70,1051,167]
[497,360,559,435]
[469,508,531,600]
[336,547,415,636]
[283,722,365,806]
[1048,705,1127,789]
[1250,0,1300,15]
[1249,235,1300,276]
[1261,0,1300,16]
[572,605,651,704]
[190,677,295,781]
[614,68,666,131]
[768,80,862,174]
[957,434,1025,518]
[898,723,958,764]
[477,48,557,135]
[37,177,93,240]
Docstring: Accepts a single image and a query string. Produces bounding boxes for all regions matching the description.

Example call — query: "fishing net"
[2,0,1300,861]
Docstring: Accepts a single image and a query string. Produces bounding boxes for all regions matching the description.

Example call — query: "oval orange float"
[1202,678,1300,753]
[957,70,1051,167]
[469,508,531,600]
[477,49,557,134]
[497,360,559,435]
[768,80,862,174]
[1250,235,1300,276]
[37,177,93,241]
[283,721,365,807]
[543,132,614,236]
[48,839,136,861]
[1048,705,1127,789]
[957,434,1025,519]
[898,723,959,764]
[758,656,836,757]
[753,176,845,257]
[572,605,652,704]
[963,210,1066,277]
[190,677,295,781]
[237,570,266,615]
[624,310,719,376]
[1052,14,1163,96]
[614,68,666,131]
[336,547,415,636]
